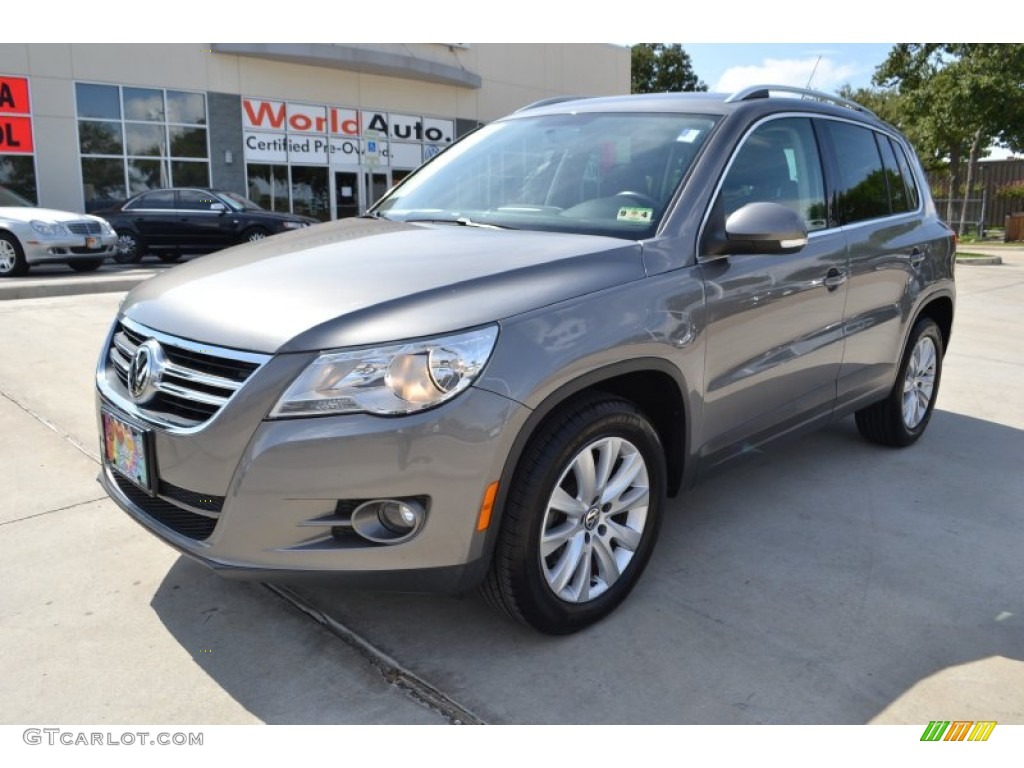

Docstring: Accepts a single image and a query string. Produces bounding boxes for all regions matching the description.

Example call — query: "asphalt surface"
[1,252,1022,725]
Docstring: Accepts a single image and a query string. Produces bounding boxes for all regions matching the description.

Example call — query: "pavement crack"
[0,495,107,526]
[0,389,99,463]
[264,583,486,725]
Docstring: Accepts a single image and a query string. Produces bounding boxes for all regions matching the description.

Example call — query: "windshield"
[374,112,716,239]
[0,185,34,207]
[218,191,264,212]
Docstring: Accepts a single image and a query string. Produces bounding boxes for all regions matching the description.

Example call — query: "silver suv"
[96,86,955,634]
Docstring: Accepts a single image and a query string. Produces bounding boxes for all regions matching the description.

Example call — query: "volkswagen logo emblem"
[128,339,166,403]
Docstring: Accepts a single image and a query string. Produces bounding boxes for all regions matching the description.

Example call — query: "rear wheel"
[482,394,666,634]
[114,230,144,264]
[856,317,944,447]
[0,232,28,277]
[67,258,104,272]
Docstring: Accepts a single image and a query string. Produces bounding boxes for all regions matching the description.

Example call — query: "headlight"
[270,325,499,417]
[30,220,70,237]
[98,219,115,235]
[281,221,306,230]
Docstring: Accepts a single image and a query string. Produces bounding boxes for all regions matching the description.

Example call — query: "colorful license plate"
[85,236,97,248]
[102,410,153,493]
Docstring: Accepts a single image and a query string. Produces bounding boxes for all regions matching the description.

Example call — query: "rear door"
[818,120,935,406]
[698,116,848,466]
[124,189,176,246]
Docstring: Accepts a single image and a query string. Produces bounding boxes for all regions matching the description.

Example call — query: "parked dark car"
[96,188,318,263]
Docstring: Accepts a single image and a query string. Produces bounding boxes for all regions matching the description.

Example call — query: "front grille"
[111,472,218,540]
[159,480,225,514]
[67,221,102,235]
[107,318,267,429]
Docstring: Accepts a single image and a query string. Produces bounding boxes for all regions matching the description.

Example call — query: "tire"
[114,230,144,264]
[156,252,182,263]
[482,393,666,635]
[855,317,944,447]
[243,226,270,243]
[67,258,104,272]
[0,231,29,277]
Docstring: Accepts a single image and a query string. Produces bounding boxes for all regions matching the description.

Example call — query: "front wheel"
[482,394,666,634]
[856,317,944,447]
[243,226,270,243]
[0,232,28,277]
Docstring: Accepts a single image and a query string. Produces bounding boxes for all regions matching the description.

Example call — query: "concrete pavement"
[1,255,1022,724]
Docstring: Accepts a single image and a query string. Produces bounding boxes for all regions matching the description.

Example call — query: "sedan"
[96,188,319,264]
[0,186,117,277]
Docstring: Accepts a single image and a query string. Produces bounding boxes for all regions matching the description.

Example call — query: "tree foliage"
[631,44,707,94]
[866,44,1024,231]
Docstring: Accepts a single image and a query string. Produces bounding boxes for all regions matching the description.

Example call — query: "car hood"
[120,217,646,353]
[0,206,100,223]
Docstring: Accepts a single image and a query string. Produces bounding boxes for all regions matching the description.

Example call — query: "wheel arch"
[916,293,954,355]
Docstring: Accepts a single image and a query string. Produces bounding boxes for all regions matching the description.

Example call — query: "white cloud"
[714,57,860,94]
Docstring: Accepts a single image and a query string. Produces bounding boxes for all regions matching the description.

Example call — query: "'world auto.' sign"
[242,98,454,167]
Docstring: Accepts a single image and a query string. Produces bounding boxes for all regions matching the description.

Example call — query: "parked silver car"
[0,186,117,276]
[96,86,955,634]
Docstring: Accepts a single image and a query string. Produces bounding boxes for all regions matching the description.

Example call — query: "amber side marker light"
[477,481,499,531]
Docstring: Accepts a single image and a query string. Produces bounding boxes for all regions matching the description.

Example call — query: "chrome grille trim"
[99,317,271,432]
[67,221,103,235]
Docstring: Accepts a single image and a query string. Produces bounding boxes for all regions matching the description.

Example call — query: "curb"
[956,255,1003,266]
[0,274,157,301]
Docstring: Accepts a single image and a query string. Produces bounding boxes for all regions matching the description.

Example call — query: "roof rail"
[724,84,878,119]
[515,95,588,112]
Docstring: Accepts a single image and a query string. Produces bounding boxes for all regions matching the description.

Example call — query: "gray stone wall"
[208,92,245,194]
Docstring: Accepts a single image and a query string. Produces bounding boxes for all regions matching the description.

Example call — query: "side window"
[126,189,174,210]
[177,189,218,210]
[890,137,921,210]
[719,118,827,231]
[823,121,890,224]
[876,135,909,214]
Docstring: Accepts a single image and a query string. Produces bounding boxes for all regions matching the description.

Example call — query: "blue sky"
[682,44,896,94]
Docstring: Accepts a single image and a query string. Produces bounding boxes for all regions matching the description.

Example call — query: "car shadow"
[149,409,1023,724]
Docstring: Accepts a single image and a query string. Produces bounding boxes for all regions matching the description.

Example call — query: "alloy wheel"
[902,335,937,429]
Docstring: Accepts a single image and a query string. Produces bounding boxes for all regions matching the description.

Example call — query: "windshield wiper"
[403,216,512,230]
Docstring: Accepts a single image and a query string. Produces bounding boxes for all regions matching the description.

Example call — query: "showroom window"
[76,83,210,212]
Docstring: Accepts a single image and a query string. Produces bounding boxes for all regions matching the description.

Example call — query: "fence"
[927,158,1024,229]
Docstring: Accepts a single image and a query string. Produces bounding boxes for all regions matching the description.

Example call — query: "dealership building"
[0,43,629,220]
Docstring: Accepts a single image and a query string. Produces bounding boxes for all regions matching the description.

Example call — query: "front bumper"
[98,386,528,592]
[24,233,117,264]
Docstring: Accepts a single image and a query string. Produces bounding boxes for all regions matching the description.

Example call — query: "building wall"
[0,43,629,213]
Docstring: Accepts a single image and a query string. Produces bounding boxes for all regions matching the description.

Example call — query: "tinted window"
[166,91,206,125]
[75,83,120,120]
[177,189,219,209]
[127,189,174,209]
[890,137,921,210]
[720,117,828,231]
[876,135,909,213]
[124,88,164,122]
[824,122,889,224]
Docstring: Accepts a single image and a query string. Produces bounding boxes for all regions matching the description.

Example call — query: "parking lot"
[1,253,1022,725]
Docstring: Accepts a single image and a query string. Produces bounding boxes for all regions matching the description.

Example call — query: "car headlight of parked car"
[270,325,499,417]
[99,219,116,235]
[30,220,70,238]
[280,221,307,230]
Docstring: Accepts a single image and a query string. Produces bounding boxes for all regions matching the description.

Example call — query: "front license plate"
[85,236,97,248]
[102,410,154,494]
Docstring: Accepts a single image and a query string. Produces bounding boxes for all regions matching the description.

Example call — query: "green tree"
[870,44,1024,233]
[631,44,707,94]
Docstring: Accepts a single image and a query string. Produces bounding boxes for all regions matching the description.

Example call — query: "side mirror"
[723,202,808,255]
[210,202,227,213]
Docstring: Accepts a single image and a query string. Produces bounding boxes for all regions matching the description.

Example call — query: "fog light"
[351,498,426,544]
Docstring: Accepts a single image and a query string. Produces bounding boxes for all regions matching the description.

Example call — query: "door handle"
[823,268,847,291]
[909,248,925,268]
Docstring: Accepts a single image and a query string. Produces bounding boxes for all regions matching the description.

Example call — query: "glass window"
[824,121,890,224]
[166,91,206,125]
[169,126,207,158]
[127,189,174,209]
[127,159,169,195]
[0,155,38,205]
[247,164,289,212]
[78,120,123,155]
[876,135,909,214]
[719,117,828,231]
[290,166,329,221]
[123,88,164,122]
[81,158,124,211]
[171,160,209,188]
[75,83,120,120]
[890,137,921,210]
[177,189,219,209]
[125,123,167,157]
